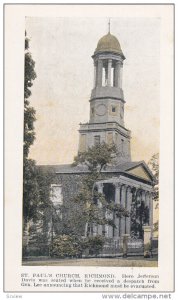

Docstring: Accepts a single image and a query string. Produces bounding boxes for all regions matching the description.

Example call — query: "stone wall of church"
[53,173,86,236]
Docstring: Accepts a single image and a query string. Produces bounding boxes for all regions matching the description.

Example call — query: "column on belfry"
[107,59,112,86]
[120,185,126,236]
[126,187,132,235]
[97,182,104,235]
[114,61,119,87]
[96,59,103,87]
[120,64,123,88]
[114,183,121,239]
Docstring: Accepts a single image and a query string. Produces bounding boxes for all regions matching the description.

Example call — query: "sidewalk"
[22,257,158,267]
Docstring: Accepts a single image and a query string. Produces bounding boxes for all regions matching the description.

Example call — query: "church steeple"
[78,27,131,163]
[90,30,125,126]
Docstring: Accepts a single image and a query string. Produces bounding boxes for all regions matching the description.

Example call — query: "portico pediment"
[126,164,153,182]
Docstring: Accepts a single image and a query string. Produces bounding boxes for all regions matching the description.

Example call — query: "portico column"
[145,192,150,225]
[145,192,149,206]
[120,185,126,237]
[107,59,112,86]
[114,183,121,239]
[96,59,103,87]
[97,182,104,235]
[149,193,153,237]
[142,191,146,206]
[126,188,132,235]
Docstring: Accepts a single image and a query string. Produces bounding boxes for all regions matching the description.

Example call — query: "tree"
[23,158,39,224]
[23,32,38,230]
[148,153,159,234]
[130,195,149,239]
[72,142,129,239]
[148,153,159,203]
[24,32,37,158]
[23,33,55,256]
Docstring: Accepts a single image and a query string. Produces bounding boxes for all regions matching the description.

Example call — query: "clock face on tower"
[95,104,107,116]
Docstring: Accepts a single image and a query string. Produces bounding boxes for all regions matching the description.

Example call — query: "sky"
[26,17,160,165]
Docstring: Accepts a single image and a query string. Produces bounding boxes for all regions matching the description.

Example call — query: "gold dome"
[94,32,124,56]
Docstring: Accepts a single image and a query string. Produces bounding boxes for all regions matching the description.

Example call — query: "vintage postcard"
[4,4,174,293]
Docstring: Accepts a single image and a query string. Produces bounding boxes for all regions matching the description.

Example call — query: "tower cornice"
[90,97,126,104]
[92,52,125,61]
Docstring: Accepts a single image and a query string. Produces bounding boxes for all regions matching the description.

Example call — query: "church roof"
[94,32,124,57]
[38,160,155,183]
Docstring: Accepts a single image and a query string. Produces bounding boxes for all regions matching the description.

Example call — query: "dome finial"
[108,18,111,33]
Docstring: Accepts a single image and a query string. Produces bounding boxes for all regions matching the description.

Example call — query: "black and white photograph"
[4,4,174,293]
[22,16,160,267]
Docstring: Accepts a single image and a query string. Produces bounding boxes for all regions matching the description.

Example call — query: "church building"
[45,28,155,256]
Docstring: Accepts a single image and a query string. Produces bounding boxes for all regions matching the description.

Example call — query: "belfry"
[79,29,131,163]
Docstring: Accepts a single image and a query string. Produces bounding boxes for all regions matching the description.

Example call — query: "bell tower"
[79,27,131,163]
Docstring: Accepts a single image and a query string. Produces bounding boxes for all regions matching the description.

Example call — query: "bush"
[85,235,105,257]
[50,235,83,258]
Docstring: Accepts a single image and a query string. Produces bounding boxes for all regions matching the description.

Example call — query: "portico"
[93,175,153,242]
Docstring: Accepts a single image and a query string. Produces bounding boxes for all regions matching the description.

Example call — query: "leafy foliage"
[148,153,159,235]
[49,235,105,258]
[85,235,105,256]
[153,220,159,232]
[72,142,129,238]
[24,32,37,158]
[23,159,39,223]
[56,201,86,237]
[23,32,38,225]
[148,153,159,203]
[23,166,56,256]
[23,33,55,257]
[73,142,118,172]
[26,223,50,256]
[50,235,83,258]
[130,191,149,239]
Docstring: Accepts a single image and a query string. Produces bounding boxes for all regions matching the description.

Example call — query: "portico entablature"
[95,175,153,193]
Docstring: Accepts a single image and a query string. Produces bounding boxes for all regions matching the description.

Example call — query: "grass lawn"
[22,257,158,267]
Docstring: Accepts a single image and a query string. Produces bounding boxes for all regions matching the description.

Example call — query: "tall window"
[51,184,63,206]
[94,135,100,146]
